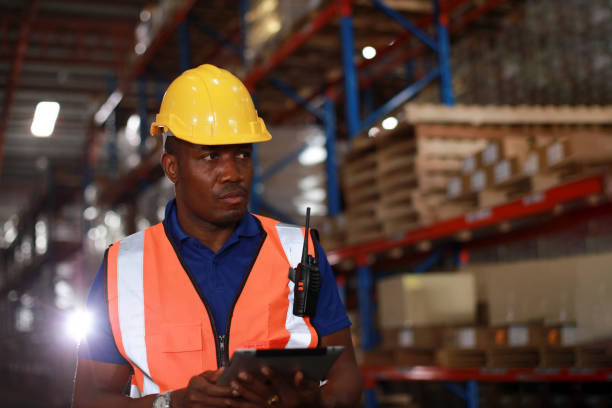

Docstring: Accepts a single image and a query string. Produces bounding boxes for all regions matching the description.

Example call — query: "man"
[73,64,363,408]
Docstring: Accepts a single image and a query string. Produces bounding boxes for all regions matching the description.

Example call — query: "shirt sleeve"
[310,243,352,337]
[78,259,129,365]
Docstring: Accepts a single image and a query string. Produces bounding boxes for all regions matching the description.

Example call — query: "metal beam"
[0,0,39,176]
[243,0,344,91]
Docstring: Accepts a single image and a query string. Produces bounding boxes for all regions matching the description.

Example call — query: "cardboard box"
[546,133,612,167]
[377,273,477,328]
[522,148,548,176]
[381,327,443,350]
[574,252,612,344]
[465,259,576,326]
[461,155,481,174]
[490,325,548,347]
[442,326,493,349]
[476,138,530,169]
[446,176,470,198]
[492,158,519,185]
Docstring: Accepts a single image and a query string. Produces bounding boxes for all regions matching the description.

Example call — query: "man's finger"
[236,370,273,400]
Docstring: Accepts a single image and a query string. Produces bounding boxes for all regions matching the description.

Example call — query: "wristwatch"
[152,391,171,408]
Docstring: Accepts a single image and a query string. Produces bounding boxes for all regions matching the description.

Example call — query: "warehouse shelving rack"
[362,366,612,408]
[334,173,612,407]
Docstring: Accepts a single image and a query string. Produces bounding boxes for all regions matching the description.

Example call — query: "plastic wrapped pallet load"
[377,272,477,328]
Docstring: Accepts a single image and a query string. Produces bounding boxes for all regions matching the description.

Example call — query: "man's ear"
[161,152,178,185]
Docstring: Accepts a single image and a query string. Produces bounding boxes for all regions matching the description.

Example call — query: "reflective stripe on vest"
[106,214,319,396]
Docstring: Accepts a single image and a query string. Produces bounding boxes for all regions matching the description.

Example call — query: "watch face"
[153,392,171,408]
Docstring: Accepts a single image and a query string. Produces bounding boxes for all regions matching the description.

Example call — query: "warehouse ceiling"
[0,0,516,232]
[0,0,151,226]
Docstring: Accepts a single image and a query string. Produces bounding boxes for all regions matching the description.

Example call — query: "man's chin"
[215,206,247,226]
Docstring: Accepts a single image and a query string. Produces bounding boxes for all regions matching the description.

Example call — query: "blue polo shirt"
[79,199,350,364]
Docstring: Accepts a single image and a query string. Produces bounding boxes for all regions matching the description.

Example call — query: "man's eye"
[200,152,217,160]
[237,152,251,159]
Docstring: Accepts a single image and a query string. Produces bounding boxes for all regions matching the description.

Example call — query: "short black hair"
[164,135,182,157]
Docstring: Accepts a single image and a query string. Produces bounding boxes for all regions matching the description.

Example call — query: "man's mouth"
[217,189,248,205]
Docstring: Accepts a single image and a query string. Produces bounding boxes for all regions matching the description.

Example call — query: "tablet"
[217,346,345,386]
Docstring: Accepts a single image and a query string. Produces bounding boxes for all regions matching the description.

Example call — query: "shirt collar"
[164,198,260,245]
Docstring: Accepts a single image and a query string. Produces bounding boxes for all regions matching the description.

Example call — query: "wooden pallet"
[395,348,437,366]
[486,347,540,368]
[437,348,487,367]
[575,347,612,368]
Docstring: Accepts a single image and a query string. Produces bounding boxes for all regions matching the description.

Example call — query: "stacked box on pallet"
[342,137,382,245]
[444,137,532,214]
[411,135,487,224]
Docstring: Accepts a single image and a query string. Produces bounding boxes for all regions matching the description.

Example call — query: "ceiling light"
[382,116,398,130]
[368,127,380,138]
[94,90,123,125]
[362,46,377,60]
[31,101,60,137]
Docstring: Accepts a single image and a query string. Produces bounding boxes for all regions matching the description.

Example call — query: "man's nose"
[218,154,243,182]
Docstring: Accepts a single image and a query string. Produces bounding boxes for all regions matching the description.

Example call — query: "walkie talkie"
[292,207,321,317]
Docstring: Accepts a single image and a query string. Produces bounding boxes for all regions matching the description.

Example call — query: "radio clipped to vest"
[291,207,321,317]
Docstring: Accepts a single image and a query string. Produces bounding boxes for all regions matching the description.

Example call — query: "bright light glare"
[66,309,93,343]
[368,127,380,138]
[362,46,377,60]
[83,206,99,221]
[104,211,122,229]
[31,101,60,137]
[298,175,321,191]
[94,90,123,125]
[382,116,399,130]
[301,188,327,202]
[298,145,327,166]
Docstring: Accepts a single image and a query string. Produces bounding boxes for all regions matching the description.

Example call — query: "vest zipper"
[218,334,227,367]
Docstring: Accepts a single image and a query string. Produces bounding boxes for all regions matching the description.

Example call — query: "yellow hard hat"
[150,64,271,145]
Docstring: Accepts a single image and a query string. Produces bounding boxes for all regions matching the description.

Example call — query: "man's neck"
[175,205,238,253]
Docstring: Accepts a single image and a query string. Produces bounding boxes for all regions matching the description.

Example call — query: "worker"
[72,64,363,408]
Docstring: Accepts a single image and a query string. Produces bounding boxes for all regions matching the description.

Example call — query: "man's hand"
[231,367,322,408]
[172,368,236,408]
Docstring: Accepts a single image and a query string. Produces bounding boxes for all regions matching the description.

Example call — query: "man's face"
[168,141,254,228]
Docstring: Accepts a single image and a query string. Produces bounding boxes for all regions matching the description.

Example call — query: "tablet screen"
[217,346,344,386]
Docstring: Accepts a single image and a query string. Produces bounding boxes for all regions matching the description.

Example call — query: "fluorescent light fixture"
[31,101,60,137]
[362,46,377,60]
[382,116,398,130]
[94,90,123,125]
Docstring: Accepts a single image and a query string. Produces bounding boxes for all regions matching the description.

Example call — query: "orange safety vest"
[105,214,319,397]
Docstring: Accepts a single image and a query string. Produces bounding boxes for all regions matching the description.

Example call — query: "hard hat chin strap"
[162,131,174,150]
